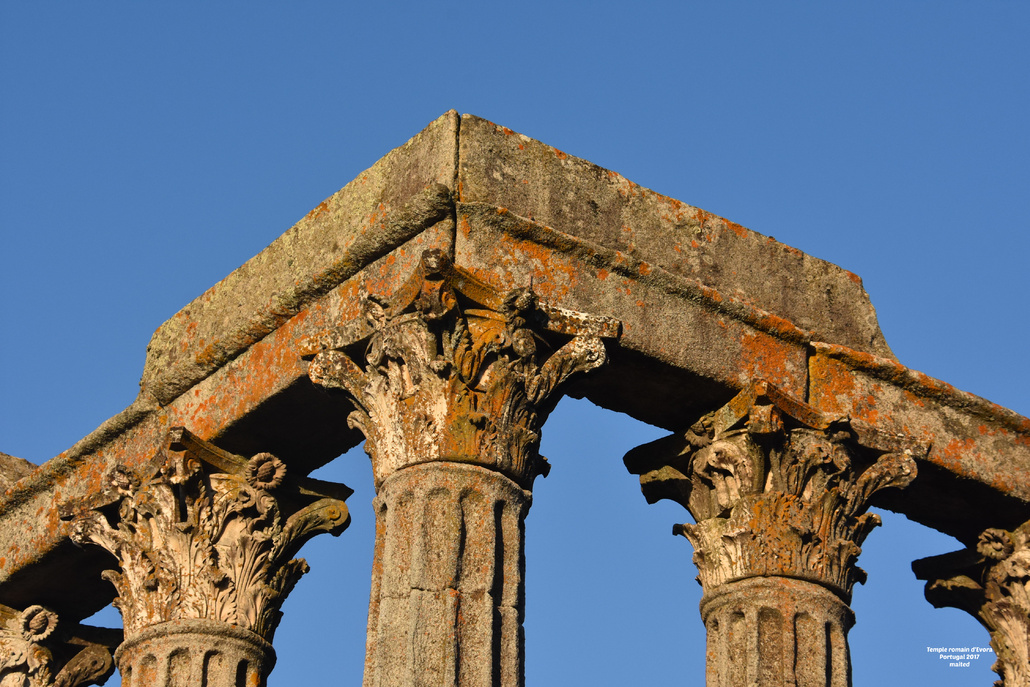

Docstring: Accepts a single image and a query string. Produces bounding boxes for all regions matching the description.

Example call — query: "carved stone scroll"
[0,603,115,687]
[913,520,1030,687]
[625,381,921,687]
[302,249,619,686]
[66,428,351,687]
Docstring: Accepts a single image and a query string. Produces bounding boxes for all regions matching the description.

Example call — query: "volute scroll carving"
[626,380,923,598]
[914,520,1030,687]
[0,604,115,687]
[65,428,352,642]
[301,249,620,488]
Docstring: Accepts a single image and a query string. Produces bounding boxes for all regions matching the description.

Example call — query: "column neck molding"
[67,427,351,642]
[626,380,922,599]
[302,249,620,489]
[914,520,1030,687]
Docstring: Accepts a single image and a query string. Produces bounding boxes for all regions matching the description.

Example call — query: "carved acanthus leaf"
[627,381,921,598]
[914,520,1030,687]
[302,249,620,488]
[0,605,114,687]
[68,429,351,641]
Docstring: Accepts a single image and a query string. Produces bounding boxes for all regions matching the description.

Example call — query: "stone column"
[302,249,618,686]
[0,603,114,687]
[913,519,1030,687]
[625,381,920,687]
[68,428,352,687]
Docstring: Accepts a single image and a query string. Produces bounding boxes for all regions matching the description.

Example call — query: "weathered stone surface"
[116,619,272,687]
[454,203,812,424]
[365,463,528,687]
[0,112,1025,650]
[458,114,893,360]
[810,342,1030,542]
[304,249,613,684]
[914,520,1030,687]
[0,603,115,687]
[64,428,349,686]
[700,577,853,687]
[141,110,459,407]
[67,428,350,640]
[0,452,36,492]
[626,381,920,599]
[626,381,919,686]
[0,225,449,620]
[303,248,617,489]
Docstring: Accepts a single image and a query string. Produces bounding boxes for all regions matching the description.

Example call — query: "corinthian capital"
[0,603,115,687]
[626,381,921,598]
[66,428,351,641]
[301,249,620,488]
[914,520,1030,687]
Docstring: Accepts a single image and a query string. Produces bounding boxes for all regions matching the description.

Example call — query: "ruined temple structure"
[0,111,1027,686]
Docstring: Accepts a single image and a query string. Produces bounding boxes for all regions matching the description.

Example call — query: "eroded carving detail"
[625,381,921,598]
[0,604,114,687]
[914,520,1030,687]
[68,428,351,641]
[302,249,619,487]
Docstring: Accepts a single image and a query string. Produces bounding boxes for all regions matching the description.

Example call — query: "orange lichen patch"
[700,284,724,304]
[902,390,926,408]
[171,306,314,440]
[725,220,748,238]
[552,148,567,160]
[739,330,804,397]
[846,271,862,285]
[501,126,514,136]
[596,268,609,280]
[807,354,856,416]
[937,437,979,472]
[457,213,579,302]
[305,199,331,221]
[812,342,1030,436]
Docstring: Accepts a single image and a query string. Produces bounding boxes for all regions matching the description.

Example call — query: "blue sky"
[2,3,1027,685]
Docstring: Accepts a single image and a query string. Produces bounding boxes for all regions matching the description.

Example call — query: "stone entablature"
[301,249,618,489]
[302,248,617,685]
[915,520,1030,687]
[63,428,350,686]
[625,381,924,685]
[0,603,114,687]
[0,114,1025,685]
[626,381,922,598]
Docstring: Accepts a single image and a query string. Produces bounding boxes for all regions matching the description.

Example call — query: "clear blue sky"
[2,3,1027,685]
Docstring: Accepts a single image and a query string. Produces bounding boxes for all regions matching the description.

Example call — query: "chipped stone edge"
[812,341,1030,437]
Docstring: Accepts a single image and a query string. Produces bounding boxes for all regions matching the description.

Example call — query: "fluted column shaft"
[364,463,529,687]
[117,620,272,687]
[68,428,351,687]
[626,381,920,687]
[303,250,617,686]
[701,577,853,687]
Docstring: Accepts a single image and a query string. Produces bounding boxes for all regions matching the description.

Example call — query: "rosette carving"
[914,520,1030,686]
[67,428,351,641]
[0,604,114,687]
[301,249,619,488]
[625,381,921,598]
